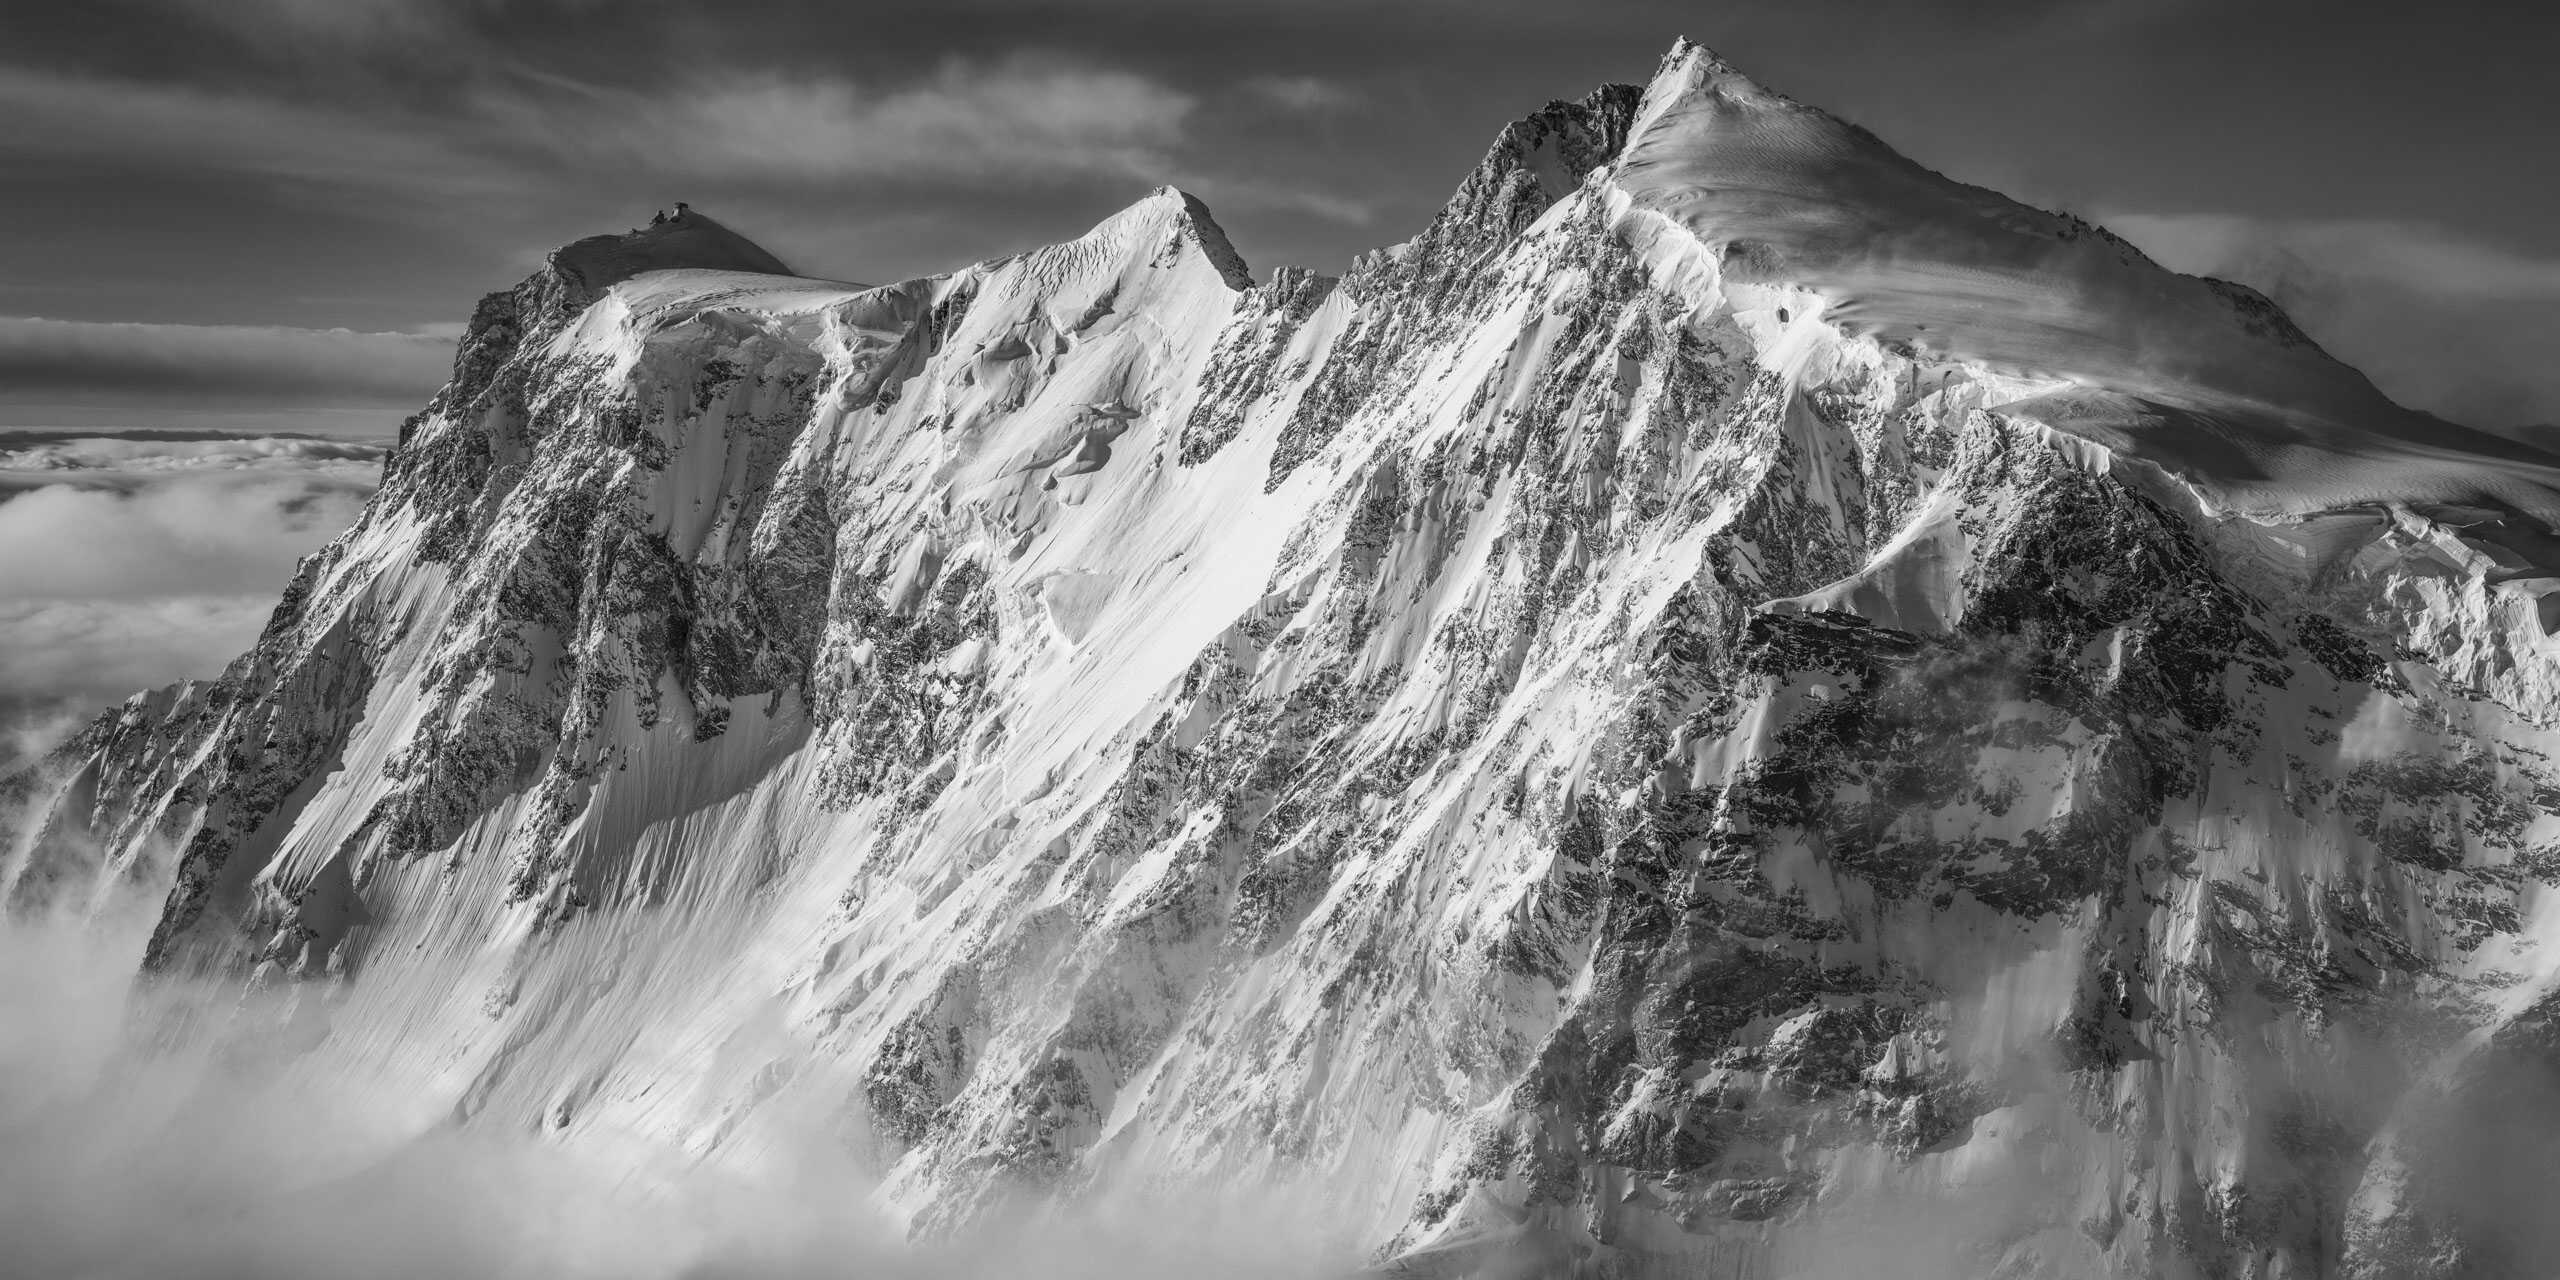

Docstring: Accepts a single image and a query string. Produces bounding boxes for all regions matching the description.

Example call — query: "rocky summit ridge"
[12,36,2560,1280]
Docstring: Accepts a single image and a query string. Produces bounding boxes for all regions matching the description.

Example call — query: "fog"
[0,907,1343,1280]
[0,430,384,742]
[0,316,451,405]
[0,426,1340,1278]
[2109,212,2560,430]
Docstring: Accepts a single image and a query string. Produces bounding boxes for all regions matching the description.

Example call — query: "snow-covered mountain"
[14,39,2560,1278]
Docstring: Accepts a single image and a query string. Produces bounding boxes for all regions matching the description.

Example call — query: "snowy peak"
[1617,37,2560,523]
[1084,184,1253,291]
[548,204,794,293]
[426,206,803,428]
[1637,36,1811,126]
[1619,36,2206,325]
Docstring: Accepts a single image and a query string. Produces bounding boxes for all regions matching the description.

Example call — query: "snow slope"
[12,38,2560,1280]
[1618,42,2560,524]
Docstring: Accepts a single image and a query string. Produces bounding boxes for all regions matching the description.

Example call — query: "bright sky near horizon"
[2,0,2556,433]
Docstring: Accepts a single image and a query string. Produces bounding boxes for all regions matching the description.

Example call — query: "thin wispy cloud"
[0,67,496,196]
[164,0,466,41]
[2112,214,2560,302]
[1238,74,1360,114]
[1182,178,1373,226]
[0,54,1200,203]
[481,55,1198,186]
[2110,213,2560,427]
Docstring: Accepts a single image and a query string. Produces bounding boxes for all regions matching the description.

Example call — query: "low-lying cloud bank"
[0,908,1336,1280]
[0,428,386,769]
[0,316,453,406]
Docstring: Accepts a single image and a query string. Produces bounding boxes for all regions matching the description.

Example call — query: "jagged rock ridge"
[12,37,2560,1280]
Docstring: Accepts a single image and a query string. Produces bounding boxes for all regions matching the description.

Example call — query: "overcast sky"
[3,0,2556,431]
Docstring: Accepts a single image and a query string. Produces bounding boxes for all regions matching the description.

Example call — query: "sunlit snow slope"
[16,40,2560,1280]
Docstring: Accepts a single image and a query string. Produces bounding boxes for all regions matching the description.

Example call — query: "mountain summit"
[554,203,795,289]
[12,38,2560,1279]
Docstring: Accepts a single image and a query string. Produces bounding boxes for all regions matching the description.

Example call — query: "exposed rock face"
[14,39,2560,1280]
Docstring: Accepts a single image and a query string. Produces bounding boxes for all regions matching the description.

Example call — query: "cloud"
[149,0,643,50]
[480,54,1196,187]
[0,472,371,602]
[1239,74,1359,114]
[0,597,282,709]
[2111,214,2560,302]
[0,432,389,480]
[0,66,498,197]
[160,0,459,41]
[0,54,1199,194]
[0,317,453,408]
[0,911,1339,1280]
[2107,213,2560,428]
[1183,178,1373,227]
[0,406,416,438]
[0,699,89,778]
[0,431,384,781]
[0,436,382,710]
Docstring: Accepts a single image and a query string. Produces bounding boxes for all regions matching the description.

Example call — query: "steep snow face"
[15,41,2560,1280]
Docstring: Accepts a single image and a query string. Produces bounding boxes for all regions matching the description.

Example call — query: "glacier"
[10,38,2560,1279]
